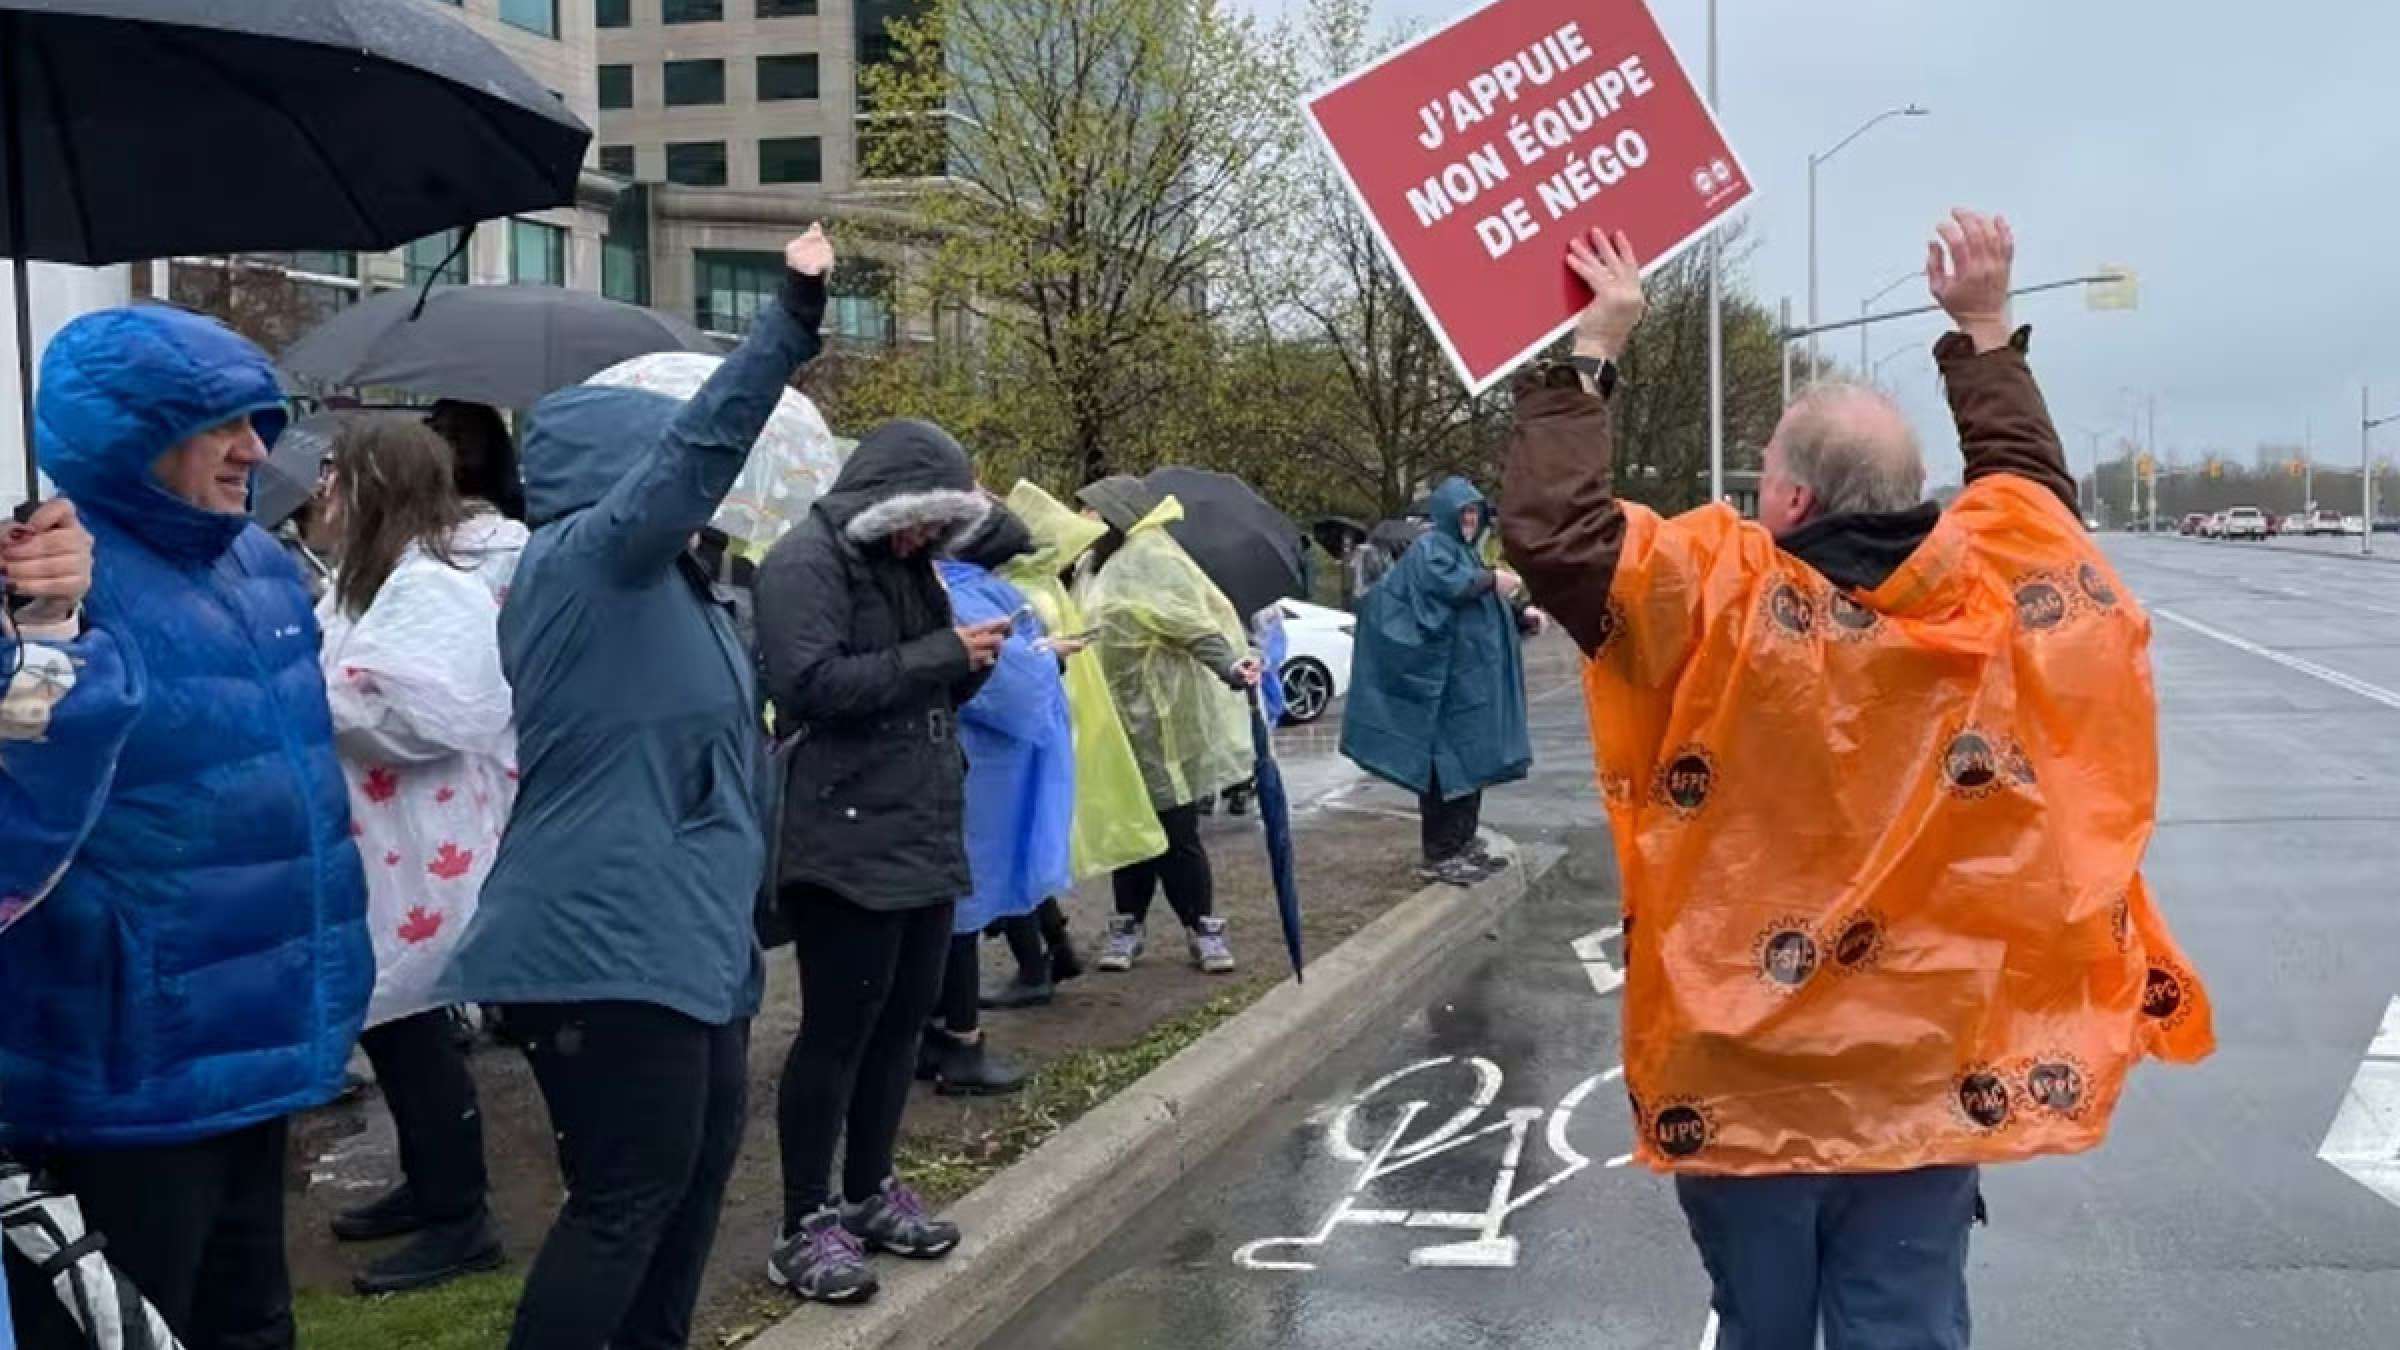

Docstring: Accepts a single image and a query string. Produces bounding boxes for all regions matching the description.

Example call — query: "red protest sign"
[1303,0,1753,393]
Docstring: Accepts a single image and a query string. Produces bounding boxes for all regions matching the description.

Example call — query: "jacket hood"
[450,511,532,559]
[519,384,685,527]
[951,502,1034,568]
[1077,476,1163,535]
[36,306,290,562]
[1426,476,1489,546]
[1003,479,1106,577]
[816,418,987,546]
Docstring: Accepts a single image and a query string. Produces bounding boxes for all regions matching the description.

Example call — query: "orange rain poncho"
[1510,339,2213,1176]
[1587,480,2215,1174]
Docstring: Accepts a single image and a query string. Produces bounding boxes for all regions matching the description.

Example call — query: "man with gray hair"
[1501,210,2210,1349]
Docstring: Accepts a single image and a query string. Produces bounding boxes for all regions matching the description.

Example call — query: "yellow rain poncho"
[1000,482,1167,877]
[1081,497,1253,812]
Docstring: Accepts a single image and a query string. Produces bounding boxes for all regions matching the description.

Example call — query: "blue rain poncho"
[938,555,1076,934]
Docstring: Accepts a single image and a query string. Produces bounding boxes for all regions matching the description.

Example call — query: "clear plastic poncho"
[1080,497,1253,812]
[1001,482,1167,875]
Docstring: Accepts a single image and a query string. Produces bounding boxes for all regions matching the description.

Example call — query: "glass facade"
[758,0,818,15]
[663,0,723,22]
[500,0,558,38]
[596,0,630,28]
[605,186,652,306]
[828,257,894,344]
[510,219,567,286]
[403,232,467,288]
[599,145,636,176]
[694,250,784,335]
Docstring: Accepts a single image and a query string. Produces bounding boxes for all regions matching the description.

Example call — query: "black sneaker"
[351,1210,504,1295]
[1048,936,1085,984]
[769,1209,878,1304]
[979,975,1055,1009]
[332,1184,425,1243]
[842,1178,961,1258]
[925,1029,1028,1097]
[1466,842,1510,874]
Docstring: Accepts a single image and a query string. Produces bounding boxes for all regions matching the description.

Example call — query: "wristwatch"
[1568,354,1618,397]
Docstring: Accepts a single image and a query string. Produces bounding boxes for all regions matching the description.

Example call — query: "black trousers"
[6,1118,292,1350]
[938,931,981,1035]
[358,1007,488,1222]
[503,1001,749,1350]
[998,897,1071,984]
[1419,774,1484,863]
[1111,801,1212,928]
[780,885,954,1229]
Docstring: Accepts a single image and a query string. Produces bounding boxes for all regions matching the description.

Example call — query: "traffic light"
[2290,459,2306,478]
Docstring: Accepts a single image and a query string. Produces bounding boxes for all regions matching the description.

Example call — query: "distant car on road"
[2307,509,2346,536]
[2343,515,2368,536]
[2275,514,2305,537]
[2220,507,2269,540]
[1275,599,1354,725]
[2179,513,2208,536]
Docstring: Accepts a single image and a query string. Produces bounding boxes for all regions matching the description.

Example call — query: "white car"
[2220,506,2268,540]
[1273,599,1354,725]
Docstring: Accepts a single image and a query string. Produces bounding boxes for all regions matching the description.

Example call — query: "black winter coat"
[755,420,993,910]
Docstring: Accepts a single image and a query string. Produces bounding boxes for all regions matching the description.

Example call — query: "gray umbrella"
[248,410,359,530]
[280,285,721,408]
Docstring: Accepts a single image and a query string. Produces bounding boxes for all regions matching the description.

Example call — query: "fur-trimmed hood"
[816,418,988,547]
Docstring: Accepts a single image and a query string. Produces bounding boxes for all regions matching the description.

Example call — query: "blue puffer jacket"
[0,306,371,1149]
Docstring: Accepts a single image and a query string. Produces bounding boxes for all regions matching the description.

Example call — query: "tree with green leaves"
[858,0,1289,487]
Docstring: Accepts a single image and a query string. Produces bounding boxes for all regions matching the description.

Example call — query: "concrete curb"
[750,839,1550,1350]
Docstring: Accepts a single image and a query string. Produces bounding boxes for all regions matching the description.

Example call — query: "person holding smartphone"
[754,419,1003,1305]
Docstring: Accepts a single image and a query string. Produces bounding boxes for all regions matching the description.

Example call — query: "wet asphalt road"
[991,537,2400,1350]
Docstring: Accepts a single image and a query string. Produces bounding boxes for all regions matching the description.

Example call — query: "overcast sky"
[1250,0,2400,487]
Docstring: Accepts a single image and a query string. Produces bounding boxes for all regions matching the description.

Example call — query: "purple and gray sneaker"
[768,1208,878,1304]
[841,1178,961,1259]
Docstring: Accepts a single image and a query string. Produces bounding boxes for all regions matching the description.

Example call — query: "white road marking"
[1698,1310,1721,1349]
[1572,924,1625,997]
[2317,996,2400,1210]
[2152,608,2400,713]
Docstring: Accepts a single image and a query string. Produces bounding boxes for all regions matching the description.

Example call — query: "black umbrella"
[2,0,593,495]
[1144,467,1307,623]
[282,285,722,409]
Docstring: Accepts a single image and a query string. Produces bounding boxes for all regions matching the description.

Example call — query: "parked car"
[2179,513,2208,536]
[2307,509,2346,536]
[2343,515,2368,536]
[1275,598,1354,725]
[2276,514,2305,537]
[2220,507,2269,540]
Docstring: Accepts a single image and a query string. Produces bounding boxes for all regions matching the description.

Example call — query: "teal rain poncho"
[1340,477,1531,798]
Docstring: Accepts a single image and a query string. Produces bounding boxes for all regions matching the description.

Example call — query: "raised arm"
[1500,228,1646,656]
[1926,209,2075,513]
[587,227,833,582]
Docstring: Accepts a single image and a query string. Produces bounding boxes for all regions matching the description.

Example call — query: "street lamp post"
[1859,271,1918,374]
[1705,0,1723,504]
[1807,104,1929,376]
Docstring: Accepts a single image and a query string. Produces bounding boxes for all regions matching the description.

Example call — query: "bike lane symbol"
[1232,1056,1626,1272]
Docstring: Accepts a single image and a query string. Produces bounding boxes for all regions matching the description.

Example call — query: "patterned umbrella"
[583,352,848,558]
[0,1164,185,1349]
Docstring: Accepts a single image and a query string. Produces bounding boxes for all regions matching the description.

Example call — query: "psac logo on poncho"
[1939,728,2037,799]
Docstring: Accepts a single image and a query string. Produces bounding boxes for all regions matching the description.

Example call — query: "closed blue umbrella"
[1250,694,1304,980]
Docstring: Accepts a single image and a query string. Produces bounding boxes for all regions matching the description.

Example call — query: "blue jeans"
[1676,1166,1981,1350]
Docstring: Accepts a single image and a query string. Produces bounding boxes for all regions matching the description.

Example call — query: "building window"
[663,0,723,21]
[598,64,633,110]
[757,53,820,101]
[500,0,559,38]
[828,257,895,345]
[665,140,727,186]
[511,219,567,286]
[694,250,785,335]
[757,0,819,15]
[260,250,357,279]
[663,59,725,107]
[759,136,822,184]
[404,231,468,288]
[598,145,636,176]
[605,185,652,306]
[596,0,630,28]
